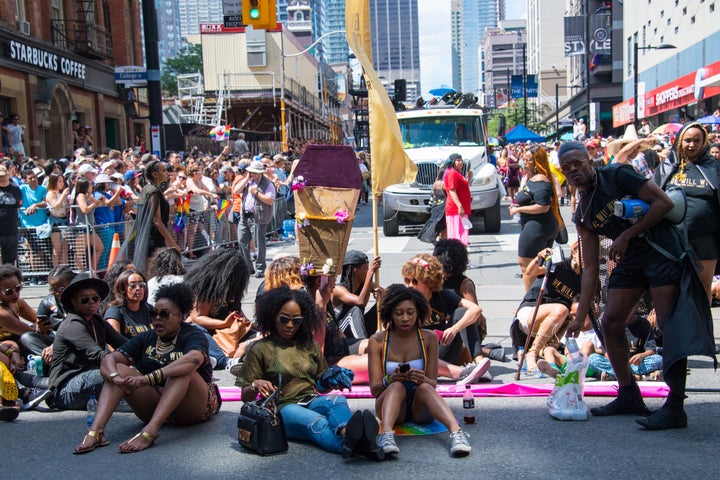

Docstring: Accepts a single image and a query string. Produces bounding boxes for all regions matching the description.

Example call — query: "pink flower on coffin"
[291,175,306,192]
[335,209,349,224]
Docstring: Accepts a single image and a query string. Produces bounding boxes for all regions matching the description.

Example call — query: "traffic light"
[243,0,276,30]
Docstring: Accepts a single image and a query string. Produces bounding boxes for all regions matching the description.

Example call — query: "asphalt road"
[8,200,720,479]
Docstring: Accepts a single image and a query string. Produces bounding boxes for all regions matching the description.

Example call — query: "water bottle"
[86,395,97,428]
[27,355,43,377]
[518,346,527,374]
[566,337,583,364]
[462,385,475,409]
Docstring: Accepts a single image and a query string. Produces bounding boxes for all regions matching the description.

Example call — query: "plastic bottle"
[566,337,583,364]
[462,385,475,409]
[27,355,43,377]
[518,346,527,374]
[26,355,37,376]
[86,395,97,428]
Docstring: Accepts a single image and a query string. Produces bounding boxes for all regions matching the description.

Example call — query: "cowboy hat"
[60,273,110,311]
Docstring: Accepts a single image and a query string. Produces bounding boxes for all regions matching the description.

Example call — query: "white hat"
[78,163,98,176]
[101,161,116,172]
[246,160,266,173]
[110,172,124,182]
[95,173,112,184]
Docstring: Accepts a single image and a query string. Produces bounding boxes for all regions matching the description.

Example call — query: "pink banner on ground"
[218,382,668,402]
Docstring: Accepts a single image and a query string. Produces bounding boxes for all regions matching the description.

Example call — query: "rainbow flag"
[216,198,230,220]
[173,192,193,233]
[210,124,231,142]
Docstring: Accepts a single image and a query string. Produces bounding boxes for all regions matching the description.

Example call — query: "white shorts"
[516,306,536,334]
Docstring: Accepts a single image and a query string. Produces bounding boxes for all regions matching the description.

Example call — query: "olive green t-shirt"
[235,335,328,407]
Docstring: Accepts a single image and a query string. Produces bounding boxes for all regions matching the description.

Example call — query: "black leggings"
[438,307,483,364]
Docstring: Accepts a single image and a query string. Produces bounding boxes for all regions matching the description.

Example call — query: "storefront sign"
[612,60,720,127]
[5,39,86,80]
[200,23,245,34]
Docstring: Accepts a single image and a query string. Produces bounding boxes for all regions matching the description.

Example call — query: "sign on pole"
[151,125,161,158]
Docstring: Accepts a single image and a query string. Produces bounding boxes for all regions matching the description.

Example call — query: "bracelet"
[250,381,258,391]
[5,348,17,358]
[382,374,391,388]
[145,368,165,387]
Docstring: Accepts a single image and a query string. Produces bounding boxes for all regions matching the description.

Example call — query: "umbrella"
[560,132,575,141]
[651,123,683,135]
[428,85,456,97]
[697,115,720,125]
[488,137,499,146]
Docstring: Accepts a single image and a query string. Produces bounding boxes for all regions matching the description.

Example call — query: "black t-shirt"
[573,164,682,257]
[667,155,720,238]
[104,303,153,339]
[37,293,67,329]
[118,322,213,384]
[0,182,22,231]
[515,179,554,224]
[426,289,462,330]
[519,259,581,309]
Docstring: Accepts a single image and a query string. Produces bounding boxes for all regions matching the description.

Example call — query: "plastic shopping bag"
[547,352,589,421]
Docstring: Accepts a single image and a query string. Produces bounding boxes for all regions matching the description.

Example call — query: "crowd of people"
[0,120,718,458]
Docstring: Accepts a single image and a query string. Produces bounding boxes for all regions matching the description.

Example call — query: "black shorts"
[608,244,681,290]
[402,381,419,423]
[690,233,720,261]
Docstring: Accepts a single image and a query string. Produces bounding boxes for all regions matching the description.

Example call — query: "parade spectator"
[509,146,561,292]
[71,178,105,272]
[368,284,471,457]
[233,133,249,157]
[4,114,25,156]
[235,286,381,459]
[561,141,696,430]
[185,165,217,258]
[19,169,51,273]
[47,274,127,410]
[237,160,276,277]
[0,265,44,352]
[331,250,381,339]
[146,247,185,306]
[444,153,471,245]
[73,282,219,454]
[103,269,153,339]
[45,173,71,266]
[92,174,122,271]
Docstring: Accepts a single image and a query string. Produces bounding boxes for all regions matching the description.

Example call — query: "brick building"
[0,0,147,159]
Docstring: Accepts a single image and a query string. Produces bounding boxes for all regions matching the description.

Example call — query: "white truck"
[382,107,502,236]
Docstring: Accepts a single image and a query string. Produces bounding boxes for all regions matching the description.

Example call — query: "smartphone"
[398,363,410,373]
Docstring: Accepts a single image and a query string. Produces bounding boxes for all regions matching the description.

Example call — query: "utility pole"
[141,0,164,157]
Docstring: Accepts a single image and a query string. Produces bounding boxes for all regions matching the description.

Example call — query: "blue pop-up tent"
[505,124,546,143]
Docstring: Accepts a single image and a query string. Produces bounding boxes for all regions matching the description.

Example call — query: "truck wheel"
[383,201,399,236]
[484,196,501,233]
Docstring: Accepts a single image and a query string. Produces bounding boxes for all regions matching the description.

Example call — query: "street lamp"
[280,30,346,151]
[555,83,581,139]
[633,42,676,128]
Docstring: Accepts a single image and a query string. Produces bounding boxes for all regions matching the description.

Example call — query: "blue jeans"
[280,394,352,454]
[52,369,104,410]
[588,353,663,379]
[190,324,228,369]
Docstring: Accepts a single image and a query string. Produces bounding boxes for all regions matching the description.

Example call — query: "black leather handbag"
[237,375,288,455]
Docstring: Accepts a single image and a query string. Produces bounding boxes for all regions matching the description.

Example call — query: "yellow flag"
[346,0,417,196]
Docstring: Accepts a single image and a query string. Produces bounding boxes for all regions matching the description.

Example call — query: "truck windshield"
[399,117,485,148]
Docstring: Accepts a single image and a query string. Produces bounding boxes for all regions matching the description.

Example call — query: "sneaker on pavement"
[456,358,491,385]
[449,429,471,456]
[537,359,561,378]
[22,388,52,411]
[377,431,399,455]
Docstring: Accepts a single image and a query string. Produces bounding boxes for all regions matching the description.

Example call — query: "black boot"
[356,410,385,461]
[636,358,688,430]
[341,410,364,459]
[591,382,650,416]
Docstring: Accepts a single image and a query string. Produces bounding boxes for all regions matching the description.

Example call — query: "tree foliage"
[161,43,203,97]
[486,99,549,139]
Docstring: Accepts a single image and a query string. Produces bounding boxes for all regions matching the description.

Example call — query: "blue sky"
[418,0,527,97]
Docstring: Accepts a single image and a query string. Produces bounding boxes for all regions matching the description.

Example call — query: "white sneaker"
[456,358,491,385]
[377,431,399,455]
[449,429,471,456]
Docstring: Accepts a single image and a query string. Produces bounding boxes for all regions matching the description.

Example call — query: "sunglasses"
[79,295,102,304]
[128,281,147,290]
[1,284,23,296]
[49,285,66,294]
[559,159,586,174]
[178,176,187,180]
[150,309,180,319]
[278,314,304,326]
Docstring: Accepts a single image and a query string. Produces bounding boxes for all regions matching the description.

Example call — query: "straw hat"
[606,124,654,157]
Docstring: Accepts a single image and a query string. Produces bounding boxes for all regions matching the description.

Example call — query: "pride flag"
[174,192,193,233]
[216,198,231,220]
[210,124,231,142]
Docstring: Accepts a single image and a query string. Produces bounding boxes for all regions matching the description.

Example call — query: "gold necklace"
[580,181,597,224]
[156,332,179,356]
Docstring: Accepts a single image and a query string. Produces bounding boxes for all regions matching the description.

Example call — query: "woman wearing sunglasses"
[0,264,46,353]
[103,270,153,339]
[47,274,127,410]
[234,286,383,460]
[73,282,219,454]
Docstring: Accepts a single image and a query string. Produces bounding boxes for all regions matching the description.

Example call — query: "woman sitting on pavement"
[368,284,471,457]
[47,274,127,410]
[73,282,220,454]
[331,250,382,339]
[433,239,504,362]
[146,247,185,306]
[401,254,490,379]
[234,286,383,459]
[103,269,153,339]
[0,265,47,357]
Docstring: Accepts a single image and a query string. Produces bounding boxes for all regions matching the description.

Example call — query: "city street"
[9,200,720,479]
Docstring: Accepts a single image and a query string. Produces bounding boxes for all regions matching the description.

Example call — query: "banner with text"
[590,12,611,54]
[564,16,585,57]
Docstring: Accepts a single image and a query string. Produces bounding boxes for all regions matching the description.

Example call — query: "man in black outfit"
[0,164,22,265]
[560,141,703,430]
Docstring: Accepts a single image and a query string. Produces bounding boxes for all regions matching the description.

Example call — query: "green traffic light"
[250,8,260,19]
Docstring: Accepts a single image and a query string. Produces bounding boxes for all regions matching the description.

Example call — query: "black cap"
[60,273,109,311]
[343,250,368,266]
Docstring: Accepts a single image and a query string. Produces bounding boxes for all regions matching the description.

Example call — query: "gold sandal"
[118,431,156,453]
[73,430,110,454]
